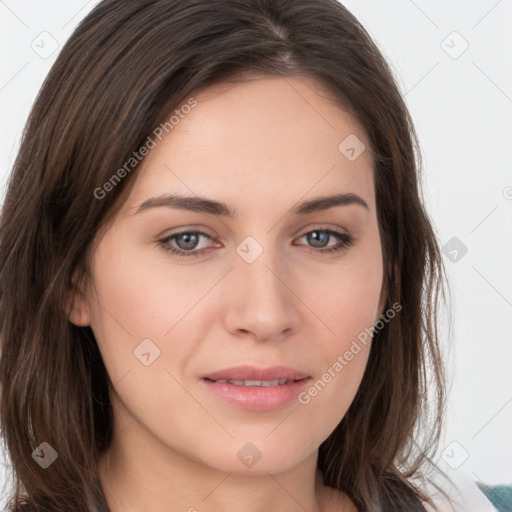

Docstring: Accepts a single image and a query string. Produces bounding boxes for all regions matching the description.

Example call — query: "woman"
[0,0,471,510]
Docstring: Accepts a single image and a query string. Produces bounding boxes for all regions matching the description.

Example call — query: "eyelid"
[159,229,220,250]
[156,224,217,239]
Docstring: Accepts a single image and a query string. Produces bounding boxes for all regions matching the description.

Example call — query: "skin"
[70,76,385,512]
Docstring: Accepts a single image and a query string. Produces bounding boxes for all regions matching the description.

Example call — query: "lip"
[202,365,310,381]
[201,365,311,411]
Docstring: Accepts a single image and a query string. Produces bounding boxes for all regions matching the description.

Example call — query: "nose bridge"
[225,234,299,339]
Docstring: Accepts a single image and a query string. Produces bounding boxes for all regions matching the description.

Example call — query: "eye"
[158,228,355,258]
[158,230,216,258]
[294,228,355,254]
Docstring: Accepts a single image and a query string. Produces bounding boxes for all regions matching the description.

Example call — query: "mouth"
[203,378,303,387]
[202,364,310,382]
[200,366,311,411]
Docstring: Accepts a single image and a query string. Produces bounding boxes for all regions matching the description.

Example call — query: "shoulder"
[418,470,497,512]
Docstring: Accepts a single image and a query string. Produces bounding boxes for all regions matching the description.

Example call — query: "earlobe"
[66,270,91,327]
[68,297,90,326]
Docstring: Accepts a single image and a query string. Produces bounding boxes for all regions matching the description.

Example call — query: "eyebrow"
[135,192,369,217]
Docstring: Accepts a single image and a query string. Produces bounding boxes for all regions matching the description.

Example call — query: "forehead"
[123,76,375,215]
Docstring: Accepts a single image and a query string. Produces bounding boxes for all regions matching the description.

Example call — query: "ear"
[66,269,91,327]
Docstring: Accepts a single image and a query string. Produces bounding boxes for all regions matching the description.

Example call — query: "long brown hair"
[0,1,447,510]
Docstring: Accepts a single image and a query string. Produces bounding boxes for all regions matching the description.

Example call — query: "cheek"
[294,274,380,440]
[305,249,383,348]
[86,234,221,383]
[296,243,382,415]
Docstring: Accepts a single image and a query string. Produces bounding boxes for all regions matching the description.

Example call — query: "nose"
[222,242,301,342]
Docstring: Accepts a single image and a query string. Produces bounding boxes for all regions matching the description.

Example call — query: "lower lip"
[202,378,312,411]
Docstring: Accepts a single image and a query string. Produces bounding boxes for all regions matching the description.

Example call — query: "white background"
[0,0,511,506]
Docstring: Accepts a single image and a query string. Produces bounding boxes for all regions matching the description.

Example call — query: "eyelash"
[157,228,355,259]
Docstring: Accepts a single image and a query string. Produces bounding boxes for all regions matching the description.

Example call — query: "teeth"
[215,379,291,386]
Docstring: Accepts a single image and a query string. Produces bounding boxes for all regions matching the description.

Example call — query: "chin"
[202,442,314,476]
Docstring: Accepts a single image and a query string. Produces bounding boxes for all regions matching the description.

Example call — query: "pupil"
[177,233,198,250]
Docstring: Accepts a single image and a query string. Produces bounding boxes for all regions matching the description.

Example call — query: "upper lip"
[202,365,310,381]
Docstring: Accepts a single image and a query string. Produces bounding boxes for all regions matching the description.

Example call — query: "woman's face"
[71,76,384,475]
